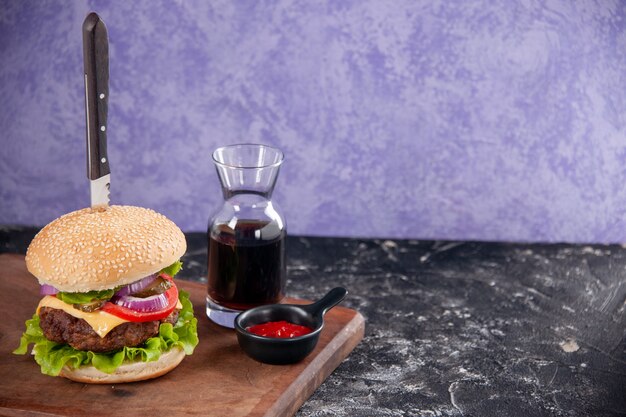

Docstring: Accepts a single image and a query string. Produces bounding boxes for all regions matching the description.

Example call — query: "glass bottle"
[206,144,286,328]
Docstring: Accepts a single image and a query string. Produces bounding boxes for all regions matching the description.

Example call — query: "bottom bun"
[59,348,186,384]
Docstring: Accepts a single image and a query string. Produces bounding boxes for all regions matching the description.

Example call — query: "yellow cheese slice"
[37,296,129,338]
[37,296,183,338]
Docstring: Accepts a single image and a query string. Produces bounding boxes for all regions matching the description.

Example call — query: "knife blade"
[83,12,110,209]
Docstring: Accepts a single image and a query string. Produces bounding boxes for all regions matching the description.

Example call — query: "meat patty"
[39,307,179,353]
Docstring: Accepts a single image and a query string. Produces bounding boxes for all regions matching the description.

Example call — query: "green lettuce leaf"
[160,260,183,277]
[56,289,115,305]
[13,290,198,376]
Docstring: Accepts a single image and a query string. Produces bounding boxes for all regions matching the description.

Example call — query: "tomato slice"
[101,274,179,322]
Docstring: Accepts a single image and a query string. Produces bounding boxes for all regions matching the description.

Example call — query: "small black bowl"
[234,287,347,365]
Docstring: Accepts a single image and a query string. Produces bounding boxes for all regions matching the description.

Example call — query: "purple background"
[1,1,625,242]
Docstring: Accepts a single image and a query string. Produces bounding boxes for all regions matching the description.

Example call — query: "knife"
[83,12,110,209]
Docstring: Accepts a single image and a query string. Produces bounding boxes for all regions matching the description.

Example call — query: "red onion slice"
[40,284,59,295]
[114,274,158,298]
[111,293,169,312]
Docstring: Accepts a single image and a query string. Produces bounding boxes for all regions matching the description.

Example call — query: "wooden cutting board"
[0,254,364,417]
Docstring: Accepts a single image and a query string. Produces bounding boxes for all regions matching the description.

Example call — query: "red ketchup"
[246,321,313,338]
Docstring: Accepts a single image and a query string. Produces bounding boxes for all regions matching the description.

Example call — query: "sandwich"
[14,205,199,383]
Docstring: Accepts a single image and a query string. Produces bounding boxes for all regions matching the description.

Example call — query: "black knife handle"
[83,12,110,180]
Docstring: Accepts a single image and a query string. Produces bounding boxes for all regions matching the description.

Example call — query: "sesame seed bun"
[25,206,187,292]
[59,347,186,384]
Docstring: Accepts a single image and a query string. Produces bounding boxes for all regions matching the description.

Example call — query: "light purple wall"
[1,1,625,242]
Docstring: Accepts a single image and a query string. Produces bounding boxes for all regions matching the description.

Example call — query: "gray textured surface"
[2,228,624,416]
[1,1,626,242]
[284,238,626,417]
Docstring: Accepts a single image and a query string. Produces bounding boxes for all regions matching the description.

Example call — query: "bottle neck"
[222,189,272,200]
[215,163,280,201]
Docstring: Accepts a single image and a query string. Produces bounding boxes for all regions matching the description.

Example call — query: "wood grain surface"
[0,254,364,417]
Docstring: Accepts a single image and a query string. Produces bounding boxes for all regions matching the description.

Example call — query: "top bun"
[26,206,186,292]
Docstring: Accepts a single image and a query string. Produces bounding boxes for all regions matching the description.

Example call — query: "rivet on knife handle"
[83,12,110,208]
